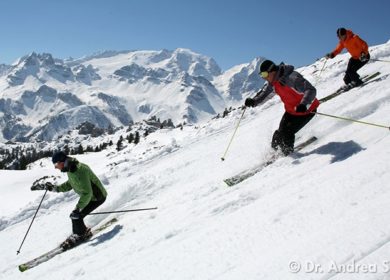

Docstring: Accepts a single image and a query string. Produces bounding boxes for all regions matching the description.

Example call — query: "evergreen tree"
[116,136,124,151]
[134,131,140,144]
[77,144,84,154]
[86,146,93,152]
[127,133,134,143]
[19,154,28,170]
[222,108,229,118]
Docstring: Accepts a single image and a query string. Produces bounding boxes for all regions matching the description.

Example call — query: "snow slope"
[1,40,390,280]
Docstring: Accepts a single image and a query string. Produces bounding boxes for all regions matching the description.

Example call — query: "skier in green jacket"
[45,151,107,248]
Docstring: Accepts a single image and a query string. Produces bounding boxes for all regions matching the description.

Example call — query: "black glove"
[31,182,57,191]
[70,208,82,220]
[325,53,334,59]
[44,182,57,192]
[296,104,308,113]
[244,98,256,107]
[360,52,368,62]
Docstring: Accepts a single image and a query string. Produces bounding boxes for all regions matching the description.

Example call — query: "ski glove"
[325,53,334,59]
[296,104,308,113]
[44,182,58,192]
[244,98,256,107]
[31,182,58,191]
[70,208,82,220]
[360,52,369,62]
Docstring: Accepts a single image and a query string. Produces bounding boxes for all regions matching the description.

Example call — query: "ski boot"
[61,228,92,250]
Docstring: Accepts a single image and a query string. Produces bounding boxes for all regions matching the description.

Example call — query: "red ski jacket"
[252,64,319,115]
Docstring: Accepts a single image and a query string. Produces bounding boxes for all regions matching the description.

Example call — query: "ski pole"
[314,59,327,86]
[370,58,390,63]
[88,207,158,215]
[17,189,48,255]
[221,107,246,161]
[313,111,390,130]
[319,58,327,73]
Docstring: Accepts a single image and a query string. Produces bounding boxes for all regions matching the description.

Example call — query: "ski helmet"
[336,28,347,37]
[259,60,278,78]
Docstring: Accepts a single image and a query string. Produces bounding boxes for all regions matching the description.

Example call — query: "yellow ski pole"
[314,59,327,86]
[370,58,390,63]
[221,107,246,161]
[314,111,390,130]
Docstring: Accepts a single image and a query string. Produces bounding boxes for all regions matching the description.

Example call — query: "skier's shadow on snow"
[297,140,365,163]
[88,224,123,247]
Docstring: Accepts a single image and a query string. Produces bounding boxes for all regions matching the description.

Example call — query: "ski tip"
[19,264,28,272]
[223,179,235,187]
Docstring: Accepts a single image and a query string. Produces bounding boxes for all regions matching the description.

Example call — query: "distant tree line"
[213,107,237,120]
[0,116,178,170]
[0,140,115,170]
[0,146,53,170]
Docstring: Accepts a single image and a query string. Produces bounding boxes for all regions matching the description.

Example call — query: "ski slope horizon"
[1,40,390,279]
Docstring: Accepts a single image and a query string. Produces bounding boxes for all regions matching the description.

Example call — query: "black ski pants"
[271,111,316,155]
[72,198,105,235]
[343,54,370,85]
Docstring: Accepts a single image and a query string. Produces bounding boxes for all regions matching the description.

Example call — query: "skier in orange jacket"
[325,28,370,89]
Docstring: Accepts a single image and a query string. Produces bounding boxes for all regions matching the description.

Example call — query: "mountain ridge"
[0,48,265,142]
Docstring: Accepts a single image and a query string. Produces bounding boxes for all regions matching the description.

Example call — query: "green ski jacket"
[57,158,107,210]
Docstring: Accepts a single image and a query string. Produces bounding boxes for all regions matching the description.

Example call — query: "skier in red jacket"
[325,27,370,89]
[245,60,319,155]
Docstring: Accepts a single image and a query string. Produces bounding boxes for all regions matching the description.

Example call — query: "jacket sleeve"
[332,42,344,57]
[290,71,317,105]
[57,181,73,192]
[252,83,275,106]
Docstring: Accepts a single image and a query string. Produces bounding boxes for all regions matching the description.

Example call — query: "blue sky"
[0,0,389,70]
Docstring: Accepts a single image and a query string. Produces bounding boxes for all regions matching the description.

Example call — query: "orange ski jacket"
[331,30,369,59]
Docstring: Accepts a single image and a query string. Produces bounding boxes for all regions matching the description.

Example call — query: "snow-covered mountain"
[0,48,264,142]
[214,57,264,101]
[0,40,390,279]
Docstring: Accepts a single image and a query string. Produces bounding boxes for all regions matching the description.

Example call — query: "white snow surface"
[1,41,390,279]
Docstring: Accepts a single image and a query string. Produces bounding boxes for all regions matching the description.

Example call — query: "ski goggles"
[259,71,269,78]
[259,62,276,78]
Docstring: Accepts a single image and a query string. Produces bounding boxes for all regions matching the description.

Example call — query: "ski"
[319,71,381,103]
[18,218,118,272]
[224,136,317,187]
